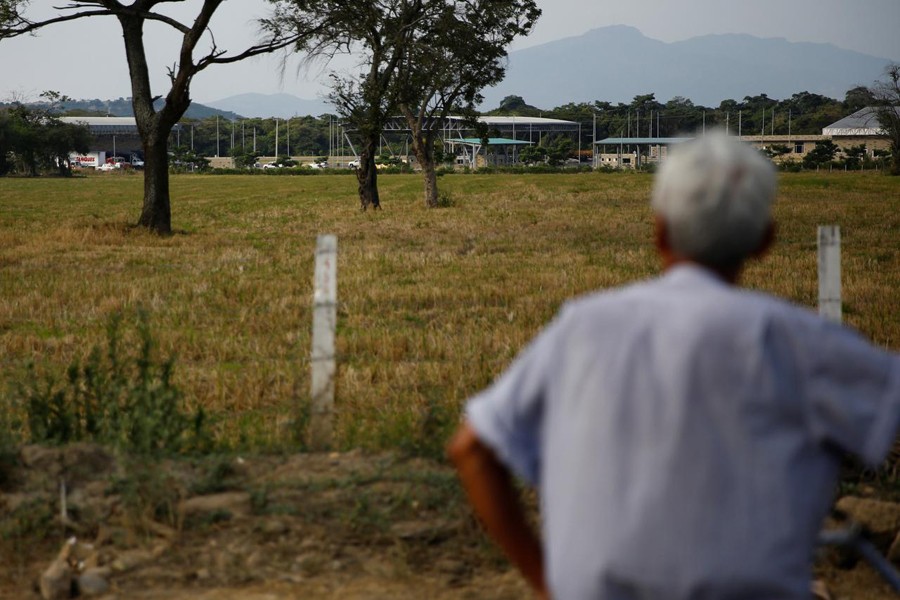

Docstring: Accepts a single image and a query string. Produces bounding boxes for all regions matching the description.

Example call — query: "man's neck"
[662,257,742,285]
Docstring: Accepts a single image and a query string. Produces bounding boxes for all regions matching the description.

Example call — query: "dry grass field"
[1,170,898,452]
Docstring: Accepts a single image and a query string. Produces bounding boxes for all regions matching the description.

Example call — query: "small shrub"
[435,190,455,208]
[109,456,185,532]
[13,310,209,456]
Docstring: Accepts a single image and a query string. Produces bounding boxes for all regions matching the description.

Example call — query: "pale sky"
[1,0,898,104]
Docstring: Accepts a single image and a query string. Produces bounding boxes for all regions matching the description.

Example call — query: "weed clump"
[10,309,209,456]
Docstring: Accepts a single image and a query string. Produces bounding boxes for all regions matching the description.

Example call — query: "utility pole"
[216,115,220,157]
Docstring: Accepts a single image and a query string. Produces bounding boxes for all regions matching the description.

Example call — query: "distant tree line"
[1,82,894,177]
[492,87,877,151]
[0,94,91,176]
[150,85,879,161]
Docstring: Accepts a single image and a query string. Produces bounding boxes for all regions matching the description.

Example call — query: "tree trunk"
[410,128,439,208]
[356,135,381,210]
[137,137,172,234]
[118,13,185,235]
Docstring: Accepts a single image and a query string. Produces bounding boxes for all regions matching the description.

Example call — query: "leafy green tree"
[803,140,839,169]
[265,0,431,210]
[844,86,876,113]
[490,95,542,116]
[0,100,90,176]
[546,136,574,166]
[518,145,547,165]
[396,0,539,207]
[842,144,867,169]
[231,149,260,170]
[169,146,209,173]
[2,2,310,233]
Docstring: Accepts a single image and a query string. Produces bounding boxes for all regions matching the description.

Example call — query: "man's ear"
[654,215,669,254]
[654,215,677,266]
[751,221,776,259]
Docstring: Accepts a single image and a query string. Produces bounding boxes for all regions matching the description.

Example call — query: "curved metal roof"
[822,107,895,136]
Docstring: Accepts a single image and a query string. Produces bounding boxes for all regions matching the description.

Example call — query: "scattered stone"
[180,492,252,519]
[887,530,900,563]
[294,552,325,576]
[390,519,458,542]
[835,496,900,550]
[39,558,72,600]
[810,579,835,600]
[111,549,154,573]
[21,446,62,475]
[436,558,467,576]
[258,518,290,535]
[60,444,115,484]
[1,491,38,513]
[245,550,266,569]
[76,568,110,597]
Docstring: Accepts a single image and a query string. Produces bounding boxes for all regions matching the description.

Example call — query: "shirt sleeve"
[465,314,565,486]
[804,319,900,467]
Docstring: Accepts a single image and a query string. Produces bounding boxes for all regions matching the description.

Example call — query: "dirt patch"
[0,445,896,599]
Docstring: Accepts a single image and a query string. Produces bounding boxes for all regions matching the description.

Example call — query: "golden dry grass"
[1,170,898,450]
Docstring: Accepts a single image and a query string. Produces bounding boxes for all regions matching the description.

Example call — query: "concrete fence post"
[817,225,841,324]
[311,234,337,450]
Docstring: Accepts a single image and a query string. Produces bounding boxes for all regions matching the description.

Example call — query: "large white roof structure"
[59,116,138,134]
[472,116,579,130]
[822,107,897,137]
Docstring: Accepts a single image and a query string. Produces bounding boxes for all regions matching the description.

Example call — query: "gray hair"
[651,133,777,268]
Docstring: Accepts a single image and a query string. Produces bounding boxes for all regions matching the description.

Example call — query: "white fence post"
[817,225,841,324]
[311,234,337,450]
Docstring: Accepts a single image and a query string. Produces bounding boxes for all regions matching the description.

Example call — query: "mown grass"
[1,170,898,452]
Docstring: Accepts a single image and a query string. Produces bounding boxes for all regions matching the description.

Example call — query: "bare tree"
[1,1,311,234]
[869,64,900,175]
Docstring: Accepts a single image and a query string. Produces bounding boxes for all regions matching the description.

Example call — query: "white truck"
[69,151,106,169]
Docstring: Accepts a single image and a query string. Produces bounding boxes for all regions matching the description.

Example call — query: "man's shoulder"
[561,270,821,331]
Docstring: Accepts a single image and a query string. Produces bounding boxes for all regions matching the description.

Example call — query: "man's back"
[451,134,900,600]
[468,264,900,599]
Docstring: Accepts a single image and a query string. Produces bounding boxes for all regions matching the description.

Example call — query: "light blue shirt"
[467,264,900,600]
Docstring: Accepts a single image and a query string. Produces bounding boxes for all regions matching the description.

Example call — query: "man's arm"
[447,421,549,599]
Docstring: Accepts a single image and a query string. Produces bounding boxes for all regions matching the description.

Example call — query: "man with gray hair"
[449,133,900,599]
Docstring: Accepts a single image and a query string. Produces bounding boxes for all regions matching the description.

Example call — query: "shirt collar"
[661,263,731,289]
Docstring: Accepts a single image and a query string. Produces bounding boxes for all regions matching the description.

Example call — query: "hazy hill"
[0,97,242,120]
[203,93,332,119]
[482,26,893,109]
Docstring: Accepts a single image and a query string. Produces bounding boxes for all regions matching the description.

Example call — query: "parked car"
[261,162,281,170]
[347,159,360,169]
[308,161,327,169]
[97,162,117,172]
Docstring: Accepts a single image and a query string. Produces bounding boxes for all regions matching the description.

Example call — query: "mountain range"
[14,27,892,119]
[481,25,893,108]
[203,93,332,119]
